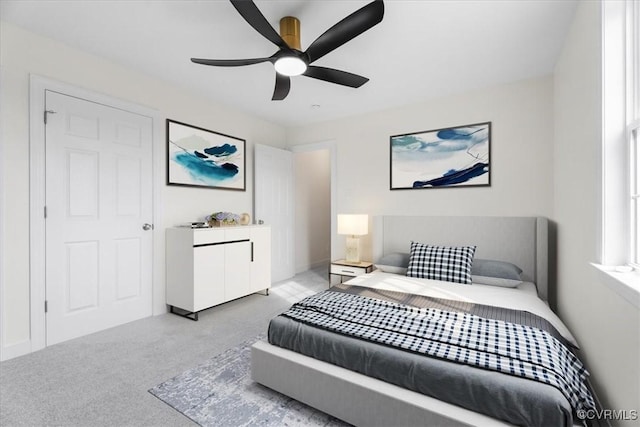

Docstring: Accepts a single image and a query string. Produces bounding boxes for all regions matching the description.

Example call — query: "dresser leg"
[169,305,199,321]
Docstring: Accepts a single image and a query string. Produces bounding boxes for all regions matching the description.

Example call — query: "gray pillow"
[471,258,523,287]
[375,252,410,275]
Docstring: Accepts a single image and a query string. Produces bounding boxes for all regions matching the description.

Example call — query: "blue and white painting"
[167,120,245,191]
[390,122,491,190]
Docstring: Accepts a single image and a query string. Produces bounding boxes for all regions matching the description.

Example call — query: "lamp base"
[345,235,361,263]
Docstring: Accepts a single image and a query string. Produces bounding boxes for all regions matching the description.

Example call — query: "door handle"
[142,223,154,231]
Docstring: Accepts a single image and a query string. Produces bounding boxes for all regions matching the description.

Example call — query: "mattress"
[347,271,578,348]
[267,272,587,426]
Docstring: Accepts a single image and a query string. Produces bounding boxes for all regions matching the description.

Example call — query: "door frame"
[28,75,163,354]
[290,140,337,263]
[0,83,4,361]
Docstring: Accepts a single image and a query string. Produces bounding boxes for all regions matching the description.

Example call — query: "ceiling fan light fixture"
[274,56,307,76]
[192,0,385,99]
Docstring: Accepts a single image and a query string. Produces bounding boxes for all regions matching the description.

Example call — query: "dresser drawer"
[330,264,368,277]
[192,228,226,245]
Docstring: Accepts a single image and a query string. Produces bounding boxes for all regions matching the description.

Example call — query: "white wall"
[287,76,555,262]
[553,1,640,418]
[0,22,286,357]
[294,149,331,272]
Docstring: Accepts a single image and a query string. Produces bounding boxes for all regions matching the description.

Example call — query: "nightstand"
[329,260,374,284]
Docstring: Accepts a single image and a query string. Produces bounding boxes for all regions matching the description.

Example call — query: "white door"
[254,144,294,282]
[45,90,153,345]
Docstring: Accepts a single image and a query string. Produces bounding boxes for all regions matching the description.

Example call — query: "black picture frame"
[166,119,246,191]
[390,121,491,190]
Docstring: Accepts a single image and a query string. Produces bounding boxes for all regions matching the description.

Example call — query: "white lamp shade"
[337,214,368,236]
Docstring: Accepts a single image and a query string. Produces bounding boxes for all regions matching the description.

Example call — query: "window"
[632,126,639,264]
[629,0,640,266]
[602,0,639,269]
[598,0,640,307]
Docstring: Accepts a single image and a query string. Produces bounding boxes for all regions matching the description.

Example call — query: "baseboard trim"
[295,259,330,274]
[1,338,32,361]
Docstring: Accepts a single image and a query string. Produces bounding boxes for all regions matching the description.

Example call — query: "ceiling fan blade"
[303,66,369,88]
[191,57,273,67]
[304,0,384,64]
[230,0,289,50]
[272,73,291,100]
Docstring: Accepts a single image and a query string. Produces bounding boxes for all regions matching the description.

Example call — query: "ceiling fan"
[191,0,385,101]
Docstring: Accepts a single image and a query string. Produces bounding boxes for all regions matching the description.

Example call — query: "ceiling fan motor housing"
[280,16,302,51]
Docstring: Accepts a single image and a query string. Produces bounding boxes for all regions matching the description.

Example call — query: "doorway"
[292,142,335,273]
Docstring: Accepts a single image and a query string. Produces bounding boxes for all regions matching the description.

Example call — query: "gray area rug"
[149,335,350,427]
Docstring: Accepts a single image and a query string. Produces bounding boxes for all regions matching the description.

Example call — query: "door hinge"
[44,110,57,125]
[44,300,48,313]
[44,206,47,219]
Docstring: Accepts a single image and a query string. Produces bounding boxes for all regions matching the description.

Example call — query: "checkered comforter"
[282,290,595,415]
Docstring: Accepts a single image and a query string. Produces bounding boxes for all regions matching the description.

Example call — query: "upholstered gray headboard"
[372,216,549,301]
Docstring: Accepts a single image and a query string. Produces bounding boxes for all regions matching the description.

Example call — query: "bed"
[251,216,598,427]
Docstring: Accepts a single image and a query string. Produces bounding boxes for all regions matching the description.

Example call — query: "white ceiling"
[0,0,578,127]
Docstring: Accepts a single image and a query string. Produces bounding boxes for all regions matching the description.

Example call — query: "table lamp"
[337,214,368,263]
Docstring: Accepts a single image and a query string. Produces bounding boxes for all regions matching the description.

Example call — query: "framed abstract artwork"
[390,122,491,190]
[167,119,246,191]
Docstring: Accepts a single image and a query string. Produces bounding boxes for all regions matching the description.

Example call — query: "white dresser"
[165,225,271,320]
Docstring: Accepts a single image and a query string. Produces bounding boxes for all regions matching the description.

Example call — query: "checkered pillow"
[406,242,476,284]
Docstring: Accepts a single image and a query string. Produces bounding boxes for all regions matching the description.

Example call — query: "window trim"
[598,0,640,304]
[627,0,640,266]
[592,263,640,308]
[600,0,630,268]
[631,122,639,266]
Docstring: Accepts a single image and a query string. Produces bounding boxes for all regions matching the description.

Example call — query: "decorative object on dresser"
[165,225,271,320]
[329,260,373,284]
[206,211,240,227]
[188,222,209,229]
[167,119,246,191]
[239,212,251,225]
[337,214,368,263]
[390,121,491,190]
